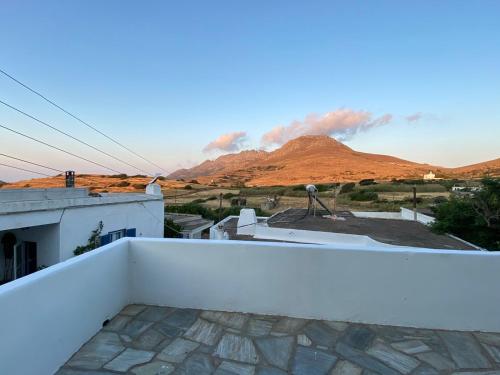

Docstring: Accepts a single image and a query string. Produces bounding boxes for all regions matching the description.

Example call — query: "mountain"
[167,135,499,186]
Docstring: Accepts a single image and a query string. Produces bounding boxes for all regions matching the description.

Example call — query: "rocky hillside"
[168,135,499,186]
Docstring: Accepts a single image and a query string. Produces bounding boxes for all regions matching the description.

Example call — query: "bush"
[132,183,147,190]
[359,179,377,186]
[431,178,500,250]
[205,195,217,201]
[131,174,147,178]
[189,179,199,184]
[184,185,193,190]
[110,174,128,179]
[339,182,355,194]
[349,191,378,201]
[223,192,237,199]
[164,219,182,238]
[433,196,448,204]
[113,181,130,187]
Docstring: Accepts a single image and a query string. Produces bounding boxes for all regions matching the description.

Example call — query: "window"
[109,229,126,243]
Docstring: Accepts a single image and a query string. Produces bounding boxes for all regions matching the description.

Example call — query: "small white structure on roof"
[0,185,164,284]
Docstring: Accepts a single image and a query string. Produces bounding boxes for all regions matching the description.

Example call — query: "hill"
[2,136,498,190]
[167,135,499,186]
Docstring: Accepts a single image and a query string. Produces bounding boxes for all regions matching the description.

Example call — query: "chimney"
[65,171,75,188]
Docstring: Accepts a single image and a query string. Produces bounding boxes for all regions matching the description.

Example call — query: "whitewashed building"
[0,185,164,283]
[423,170,436,180]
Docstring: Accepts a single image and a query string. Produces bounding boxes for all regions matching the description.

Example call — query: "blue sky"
[1,1,499,181]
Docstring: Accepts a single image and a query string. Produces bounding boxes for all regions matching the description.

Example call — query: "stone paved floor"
[57,305,500,375]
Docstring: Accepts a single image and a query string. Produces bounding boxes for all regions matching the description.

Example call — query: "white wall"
[0,239,129,375]
[130,238,500,333]
[59,200,163,261]
[351,211,403,220]
[2,238,500,375]
[400,207,435,225]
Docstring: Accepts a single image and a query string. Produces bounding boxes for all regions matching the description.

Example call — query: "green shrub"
[339,182,355,194]
[223,192,237,199]
[359,179,377,186]
[74,221,103,256]
[165,219,183,238]
[431,178,500,250]
[349,191,378,201]
[110,174,128,179]
[113,181,130,187]
[184,185,193,190]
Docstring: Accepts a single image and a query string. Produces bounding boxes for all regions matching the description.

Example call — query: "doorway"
[14,241,37,279]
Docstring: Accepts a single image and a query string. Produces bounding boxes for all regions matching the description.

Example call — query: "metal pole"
[218,193,223,223]
[413,186,417,221]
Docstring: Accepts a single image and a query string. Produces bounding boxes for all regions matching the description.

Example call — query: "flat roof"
[224,209,476,250]
[0,188,163,215]
[166,212,214,233]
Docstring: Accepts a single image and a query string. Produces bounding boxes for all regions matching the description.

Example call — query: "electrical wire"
[0,123,122,173]
[0,99,152,175]
[0,68,168,174]
[0,162,53,177]
[0,152,64,173]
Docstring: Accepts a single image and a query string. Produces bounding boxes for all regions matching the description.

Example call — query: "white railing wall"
[1,237,500,375]
[130,238,500,333]
[0,239,129,375]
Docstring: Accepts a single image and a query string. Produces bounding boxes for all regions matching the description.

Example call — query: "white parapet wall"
[353,208,435,225]
[0,239,130,375]
[1,238,500,375]
[130,238,500,333]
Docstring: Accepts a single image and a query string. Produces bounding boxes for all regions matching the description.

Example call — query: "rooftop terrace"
[1,237,499,374]
[58,304,500,375]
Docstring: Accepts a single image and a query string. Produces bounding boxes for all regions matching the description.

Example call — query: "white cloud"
[203,131,247,153]
[261,108,393,146]
[405,112,423,123]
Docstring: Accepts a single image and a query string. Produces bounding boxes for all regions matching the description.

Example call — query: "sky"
[1,1,499,182]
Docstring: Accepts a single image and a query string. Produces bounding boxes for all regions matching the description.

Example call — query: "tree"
[431,178,500,250]
[471,178,500,228]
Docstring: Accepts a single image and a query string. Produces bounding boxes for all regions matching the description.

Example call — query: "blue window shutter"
[100,234,110,246]
[126,228,136,237]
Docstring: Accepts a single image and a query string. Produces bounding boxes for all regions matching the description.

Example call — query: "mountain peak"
[277,134,353,153]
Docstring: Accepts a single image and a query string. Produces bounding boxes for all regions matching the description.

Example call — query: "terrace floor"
[57,305,500,375]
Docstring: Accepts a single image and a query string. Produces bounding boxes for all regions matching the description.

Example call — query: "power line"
[0,68,169,174]
[0,153,64,173]
[0,123,122,173]
[0,162,53,177]
[0,99,152,175]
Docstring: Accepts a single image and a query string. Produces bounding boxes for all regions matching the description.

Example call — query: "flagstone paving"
[58,305,500,375]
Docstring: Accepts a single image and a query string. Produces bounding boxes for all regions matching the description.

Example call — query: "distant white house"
[423,171,436,180]
[0,185,164,284]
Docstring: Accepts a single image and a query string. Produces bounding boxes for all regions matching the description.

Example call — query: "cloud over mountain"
[406,112,423,123]
[203,131,247,153]
[261,109,393,146]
